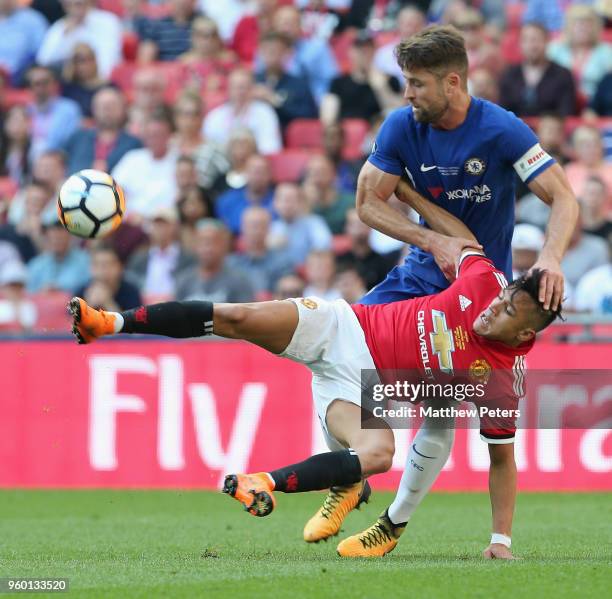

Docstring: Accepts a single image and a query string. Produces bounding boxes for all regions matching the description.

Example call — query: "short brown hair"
[395,25,468,80]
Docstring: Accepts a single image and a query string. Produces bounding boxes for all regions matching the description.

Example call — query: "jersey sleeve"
[500,112,555,184]
[367,109,405,175]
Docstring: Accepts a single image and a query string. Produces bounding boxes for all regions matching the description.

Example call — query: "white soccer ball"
[57,169,125,239]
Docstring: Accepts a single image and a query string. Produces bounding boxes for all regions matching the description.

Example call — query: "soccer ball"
[57,169,125,239]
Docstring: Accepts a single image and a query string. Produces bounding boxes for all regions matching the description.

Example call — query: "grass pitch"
[0,490,609,598]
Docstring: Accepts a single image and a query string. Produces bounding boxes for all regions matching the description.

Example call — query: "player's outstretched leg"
[222,473,276,517]
[336,509,406,558]
[303,479,371,543]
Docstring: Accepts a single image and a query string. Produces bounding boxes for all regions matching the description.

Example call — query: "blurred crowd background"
[0,0,611,334]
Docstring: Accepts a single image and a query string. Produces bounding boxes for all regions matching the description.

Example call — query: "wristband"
[491,533,511,548]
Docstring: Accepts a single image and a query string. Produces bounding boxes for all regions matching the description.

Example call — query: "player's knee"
[358,441,394,476]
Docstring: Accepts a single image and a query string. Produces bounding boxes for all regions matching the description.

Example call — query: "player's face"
[473,288,535,346]
[402,68,450,124]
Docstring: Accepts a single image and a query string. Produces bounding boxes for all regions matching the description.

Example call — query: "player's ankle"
[109,312,124,334]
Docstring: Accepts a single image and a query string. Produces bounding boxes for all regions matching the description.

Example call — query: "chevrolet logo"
[430,310,455,374]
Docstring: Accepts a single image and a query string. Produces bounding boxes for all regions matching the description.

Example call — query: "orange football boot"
[303,480,371,543]
[336,509,406,557]
[222,473,276,517]
[68,297,117,344]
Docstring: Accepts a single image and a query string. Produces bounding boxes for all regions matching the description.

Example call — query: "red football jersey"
[352,252,533,441]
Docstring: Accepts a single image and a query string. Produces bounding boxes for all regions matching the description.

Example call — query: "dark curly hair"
[509,269,563,331]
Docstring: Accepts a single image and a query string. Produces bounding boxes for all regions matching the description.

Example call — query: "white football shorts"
[280,297,379,437]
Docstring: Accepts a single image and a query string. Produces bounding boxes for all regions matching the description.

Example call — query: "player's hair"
[509,269,563,332]
[394,25,468,82]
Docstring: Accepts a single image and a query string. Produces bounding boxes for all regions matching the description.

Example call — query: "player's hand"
[429,233,482,281]
[528,256,564,311]
[482,543,516,560]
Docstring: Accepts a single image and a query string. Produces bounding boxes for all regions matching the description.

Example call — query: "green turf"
[0,490,610,598]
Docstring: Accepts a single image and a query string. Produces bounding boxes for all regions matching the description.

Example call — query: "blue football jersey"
[362,97,554,303]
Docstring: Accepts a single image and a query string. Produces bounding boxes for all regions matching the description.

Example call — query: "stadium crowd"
[0,0,611,332]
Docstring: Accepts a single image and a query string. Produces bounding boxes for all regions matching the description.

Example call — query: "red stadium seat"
[268,150,313,183]
[30,291,71,333]
[3,88,33,109]
[122,32,140,62]
[500,29,522,65]
[98,0,124,16]
[505,2,525,29]
[341,118,369,160]
[285,119,323,150]
[330,30,356,74]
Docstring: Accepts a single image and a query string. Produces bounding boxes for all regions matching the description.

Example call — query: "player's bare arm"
[483,443,517,560]
[527,163,579,311]
[357,162,480,280]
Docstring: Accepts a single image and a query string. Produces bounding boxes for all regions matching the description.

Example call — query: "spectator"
[180,16,237,93]
[499,22,577,117]
[228,206,293,293]
[8,150,67,226]
[337,208,392,290]
[31,0,64,24]
[126,207,196,301]
[64,87,142,175]
[303,249,341,300]
[302,154,354,234]
[574,260,612,313]
[177,184,212,252]
[511,223,545,279]
[561,213,609,288]
[0,181,48,263]
[198,0,250,42]
[215,154,275,235]
[469,67,499,104]
[26,218,90,293]
[210,128,258,198]
[272,4,339,104]
[321,30,401,126]
[112,107,179,221]
[579,176,612,241]
[126,67,167,137]
[451,8,503,77]
[0,0,48,85]
[547,4,612,100]
[76,244,141,311]
[0,260,37,332]
[232,0,277,63]
[60,42,108,117]
[273,272,305,300]
[0,105,31,185]
[565,125,612,209]
[253,32,318,130]
[175,154,200,198]
[537,113,572,165]
[138,0,198,62]
[268,182,332,266]
[171,91,229,190]
[26,65,82,161]
[203,68,282,155]
[322,123,362,193]
[589,71,612,117]
[37,0,122,78]
[176,218,255,302]
[373,5,426,82]
[335,265,367,304]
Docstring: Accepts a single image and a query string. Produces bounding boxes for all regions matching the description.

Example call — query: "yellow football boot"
[303,480,371,543]
[69,297,117,344]
[222,473,276,517]
[336,509,406,557]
